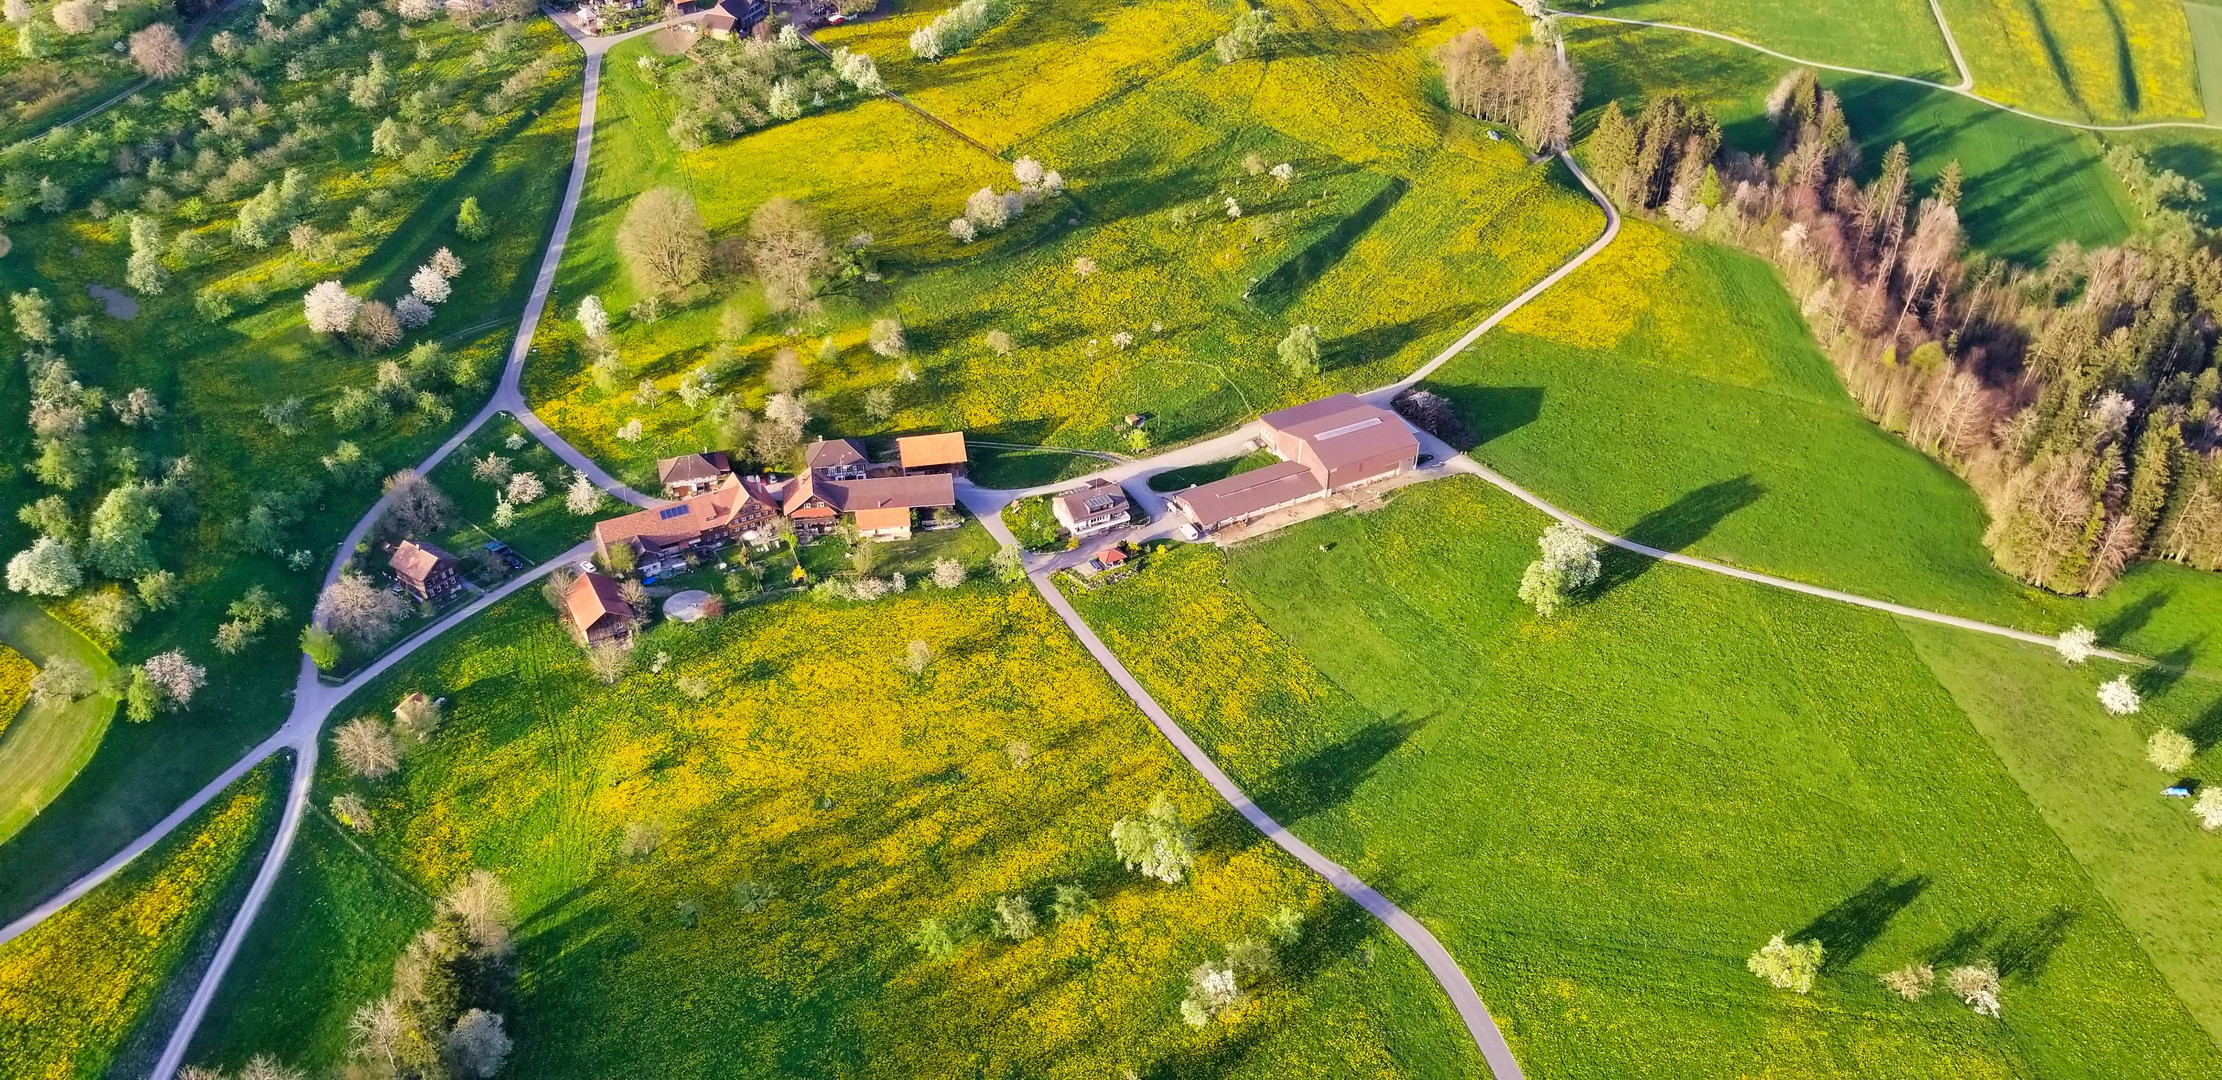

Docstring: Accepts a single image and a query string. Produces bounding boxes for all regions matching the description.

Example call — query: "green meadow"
[1070,477,2222,1076]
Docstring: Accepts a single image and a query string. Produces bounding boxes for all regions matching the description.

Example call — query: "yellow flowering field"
[1938,0,2201,121]
[0,644,32,741]
[0,760,283,1079]
[188,587,1482,1076]
[528,0,1604,478]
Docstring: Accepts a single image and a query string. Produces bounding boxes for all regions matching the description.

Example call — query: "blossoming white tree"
[2054,624,2096,664]
[2148,728,2195,773]
[1518,522,1601,617]
[410,264,451,305]
[2098,675,2142,716]
[303,281,361,334]
[576,295,609,340]
[141,650,207,710]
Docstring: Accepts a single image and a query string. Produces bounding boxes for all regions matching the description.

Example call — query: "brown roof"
[1055,477,1129,520]
[1261,394,1419,474]
[783,472,955,516]
[1171,460,1323,526]
[896,431,968,469]
[388,540,455,585]
[656,452,732,485]
[853,506,913,532]
[565,571,632,630]
[804,439,868,472]
[595,479,772,553]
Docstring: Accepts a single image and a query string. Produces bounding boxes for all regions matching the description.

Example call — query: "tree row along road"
[0,11,2165,1080]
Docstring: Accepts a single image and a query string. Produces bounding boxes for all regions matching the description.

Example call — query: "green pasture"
[0,598,117,849]
[188,585,1482,1077]
[422,414,592,566]
[1070,476,2222,1076]
[1586,0,1957,79]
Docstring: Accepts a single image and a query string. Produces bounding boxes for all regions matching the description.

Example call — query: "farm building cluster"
[1169,394,1421,533]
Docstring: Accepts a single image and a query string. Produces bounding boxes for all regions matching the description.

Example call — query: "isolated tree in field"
[29,658,92,704]
[2148,729,2195,773]
[304,281,361,334]
[902,639,932,676]
[128,23,188,79]
[1214,6,1273,63]
[506,471,545,504]
[1111,794,1196,884]
[7,536,80,595]
[869,316,907,357]
[430,247,466,278]
[1276,323,1320,377]
[618,187,710,296]
[750,197,832,314]
[984,329,1014,355]
[456,196,491,241]
[588,641,630,683]
[910,918,960,959]
[1880,962,1935,1000]
[619,818,663,857]
[931,557,965,589]
[446,1009,511,1078]
[2193,787,2222,830]
[439,869,515,954]
[317,572,411,648]
[394,692,444,741]
[472,453,513,488]
[991,894,1038,940]
[335,715,401,779]
[2055,624,2097,664]
[330,792,374,833]
[576,294,610,340]
[2098,676,2143,716]
[1946,962,2002,1018]
[382,469,453,538]
[565,470,605,515]
[1746,933,1822,993]
[142,650,207,710]
[991,544,1025,583]
[1181,958,1243,1025]
[1518,522,1601,617]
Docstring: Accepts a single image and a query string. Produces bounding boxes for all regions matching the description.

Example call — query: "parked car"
[1179,523,1205,542]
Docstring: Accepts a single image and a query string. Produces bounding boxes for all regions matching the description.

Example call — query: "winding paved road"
[0,8,2175,1078]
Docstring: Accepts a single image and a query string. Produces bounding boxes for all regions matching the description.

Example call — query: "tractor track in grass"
[0,10,2181,1080]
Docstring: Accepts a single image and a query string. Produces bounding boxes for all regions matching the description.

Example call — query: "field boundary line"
[1551,7,2218,131]
[1927,0,1975,90]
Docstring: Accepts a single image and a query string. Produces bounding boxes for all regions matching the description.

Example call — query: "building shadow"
[1793,872,1929,971]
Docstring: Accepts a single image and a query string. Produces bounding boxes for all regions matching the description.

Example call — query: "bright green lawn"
[0,20,581,923]
[1070,477,2222,1077]
[0,598,118,849]
[1586,0,1957,79]
[188,585,1482,1077]
[1147,448,1282,493]
[1903,624,2222,1044]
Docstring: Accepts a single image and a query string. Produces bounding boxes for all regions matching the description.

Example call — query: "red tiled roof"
[1170,460,1323,526]
[595,479,771,553]
[388,540,455,586]
[1261,394,1418,476]
[564,571,632,630]
[783,472,955,517]
[896,431,968,469]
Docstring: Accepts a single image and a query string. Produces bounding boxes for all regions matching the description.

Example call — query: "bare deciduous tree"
[335,715,401,779]
[317,573,411,648]
[128,23,188,79]
[381,469,453,538]
[749,197,831,314]
[616,187,710,296]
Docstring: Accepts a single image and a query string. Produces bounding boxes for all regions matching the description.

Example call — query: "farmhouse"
[782,472,957,540]
[388,540,462,603]
[804,438,870,480]
[702,0,768,37]
[655,452,734,497]
[593,478,778,574]
[896,431,969,475]
[1171,394,1419,532]
[1051,477,1133,536]
[564,571,635,647]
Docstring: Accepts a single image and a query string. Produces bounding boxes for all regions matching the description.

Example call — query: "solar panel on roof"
[658,505,690,519]
[1085,495,1114,512]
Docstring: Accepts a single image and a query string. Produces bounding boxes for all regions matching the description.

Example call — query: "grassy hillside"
[1069,477,2222,1077]
[523,0,1606,485]
[1587,0,1958,79]
[1938,0,2203,122]
[0,599,117,850]
[0,756,285,1079]
[186,582,1483,1077]
[0,11,580,921]
[1904,624,2222,1045]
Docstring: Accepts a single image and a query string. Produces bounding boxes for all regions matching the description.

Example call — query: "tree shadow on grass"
[1994,906,2078,981]
[1249,717,1425,827]
[2099,588,2172,645]
[2134,643,2202,703]
[2185,697,2222,752]
[1793,872,1928,972]
[1592,476,1764,598]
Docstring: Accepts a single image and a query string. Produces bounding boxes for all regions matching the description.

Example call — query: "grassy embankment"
[0,757,286,1078]
[187,579,1483,1077]
[521,0,1605,485]
[0,13,580,921]
[1070,476,2222,1075]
